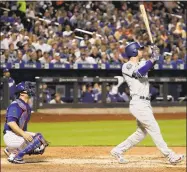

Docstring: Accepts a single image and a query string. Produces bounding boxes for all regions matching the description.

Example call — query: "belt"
[130,95,150,101]
[139,96,151,101]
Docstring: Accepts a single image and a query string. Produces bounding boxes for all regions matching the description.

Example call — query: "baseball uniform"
[3,81,48,164]
[112,60,172,156]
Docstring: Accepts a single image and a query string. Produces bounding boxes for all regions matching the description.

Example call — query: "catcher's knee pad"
[34,133,49,146]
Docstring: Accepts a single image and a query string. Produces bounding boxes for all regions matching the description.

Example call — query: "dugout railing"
[1,76,186,111]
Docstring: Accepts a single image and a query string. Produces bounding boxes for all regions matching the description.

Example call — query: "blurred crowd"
[0,1,186,66]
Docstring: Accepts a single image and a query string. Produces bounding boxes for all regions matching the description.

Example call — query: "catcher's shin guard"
[16,133,48,158]
[28,133,49,155]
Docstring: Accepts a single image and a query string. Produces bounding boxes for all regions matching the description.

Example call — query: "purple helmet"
[125,42,144,58]
[16,81,35,97]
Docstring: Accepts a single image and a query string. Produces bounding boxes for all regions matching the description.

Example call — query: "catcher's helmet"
[16,81,35,97]
[125,42,144,58]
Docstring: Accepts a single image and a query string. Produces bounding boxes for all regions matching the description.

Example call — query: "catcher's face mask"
[16,81,36,98]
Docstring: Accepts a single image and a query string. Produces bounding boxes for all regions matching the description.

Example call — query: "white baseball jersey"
[122,59,150,98]
[113,59,172,157]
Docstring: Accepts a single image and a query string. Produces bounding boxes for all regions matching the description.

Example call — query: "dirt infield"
[1,112,186,123]
[1,147,186,172]
[1,112,186,171]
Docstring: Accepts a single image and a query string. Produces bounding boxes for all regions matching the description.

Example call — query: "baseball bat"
[139,4,154,44]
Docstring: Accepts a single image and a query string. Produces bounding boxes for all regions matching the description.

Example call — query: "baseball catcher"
[3,81,49,164]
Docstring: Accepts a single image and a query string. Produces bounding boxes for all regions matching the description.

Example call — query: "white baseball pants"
[4,131,36,152]
[113,100,172,156]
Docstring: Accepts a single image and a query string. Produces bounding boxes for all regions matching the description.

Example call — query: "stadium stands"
[0,1,186,69]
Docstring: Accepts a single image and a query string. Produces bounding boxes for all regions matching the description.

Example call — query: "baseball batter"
[111,42,184,165]
[3,81,49,164]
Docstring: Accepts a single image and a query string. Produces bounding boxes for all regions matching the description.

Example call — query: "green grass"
[1,120,186,146]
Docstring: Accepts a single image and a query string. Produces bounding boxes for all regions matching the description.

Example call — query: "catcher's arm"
[7,121,33,142]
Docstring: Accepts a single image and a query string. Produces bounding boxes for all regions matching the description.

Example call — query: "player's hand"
[151,45,160,61]
[23,133,33,142]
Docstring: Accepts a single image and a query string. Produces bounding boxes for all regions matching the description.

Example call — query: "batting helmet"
[16,81,35,97]
[125,42,144,58]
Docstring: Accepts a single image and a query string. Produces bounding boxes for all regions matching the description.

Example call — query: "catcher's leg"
[112,120,147,154]
[16,132,46,155]
[3,131,36,157]
[9,133,48,164]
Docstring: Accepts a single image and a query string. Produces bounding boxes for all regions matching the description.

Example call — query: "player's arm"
[132,59,155,78]
[7,121,33,142]
[6,105,33,142]
[132,45,160,78]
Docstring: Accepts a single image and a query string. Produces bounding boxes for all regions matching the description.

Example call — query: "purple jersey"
[107,93,118,102]
[81,92,95,103]
[3,99,31,134]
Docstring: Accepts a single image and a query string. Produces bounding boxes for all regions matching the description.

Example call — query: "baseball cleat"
[9,158,25,164]
[110,149,128,164]
[8,156,25,164]
[7,153,15,162]
[4,147,10,157]
[167,152,185,165]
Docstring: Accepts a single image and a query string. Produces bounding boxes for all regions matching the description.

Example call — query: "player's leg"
[111,120,147,163]
[3,131,36,156]
[130,103,172,155]
[112,120,147,154]
[25,132,48,155]
[130,102,184,164]
[4,131,48,164]
[11,133,48,164]
[3,131,26,155]
[3,130,28,163]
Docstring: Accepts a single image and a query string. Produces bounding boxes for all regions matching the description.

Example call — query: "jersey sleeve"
[137,60,154,77]
[6,104,22,119]
[138,59,146,68]
[7,116,18,123]
[122,63,136,77]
